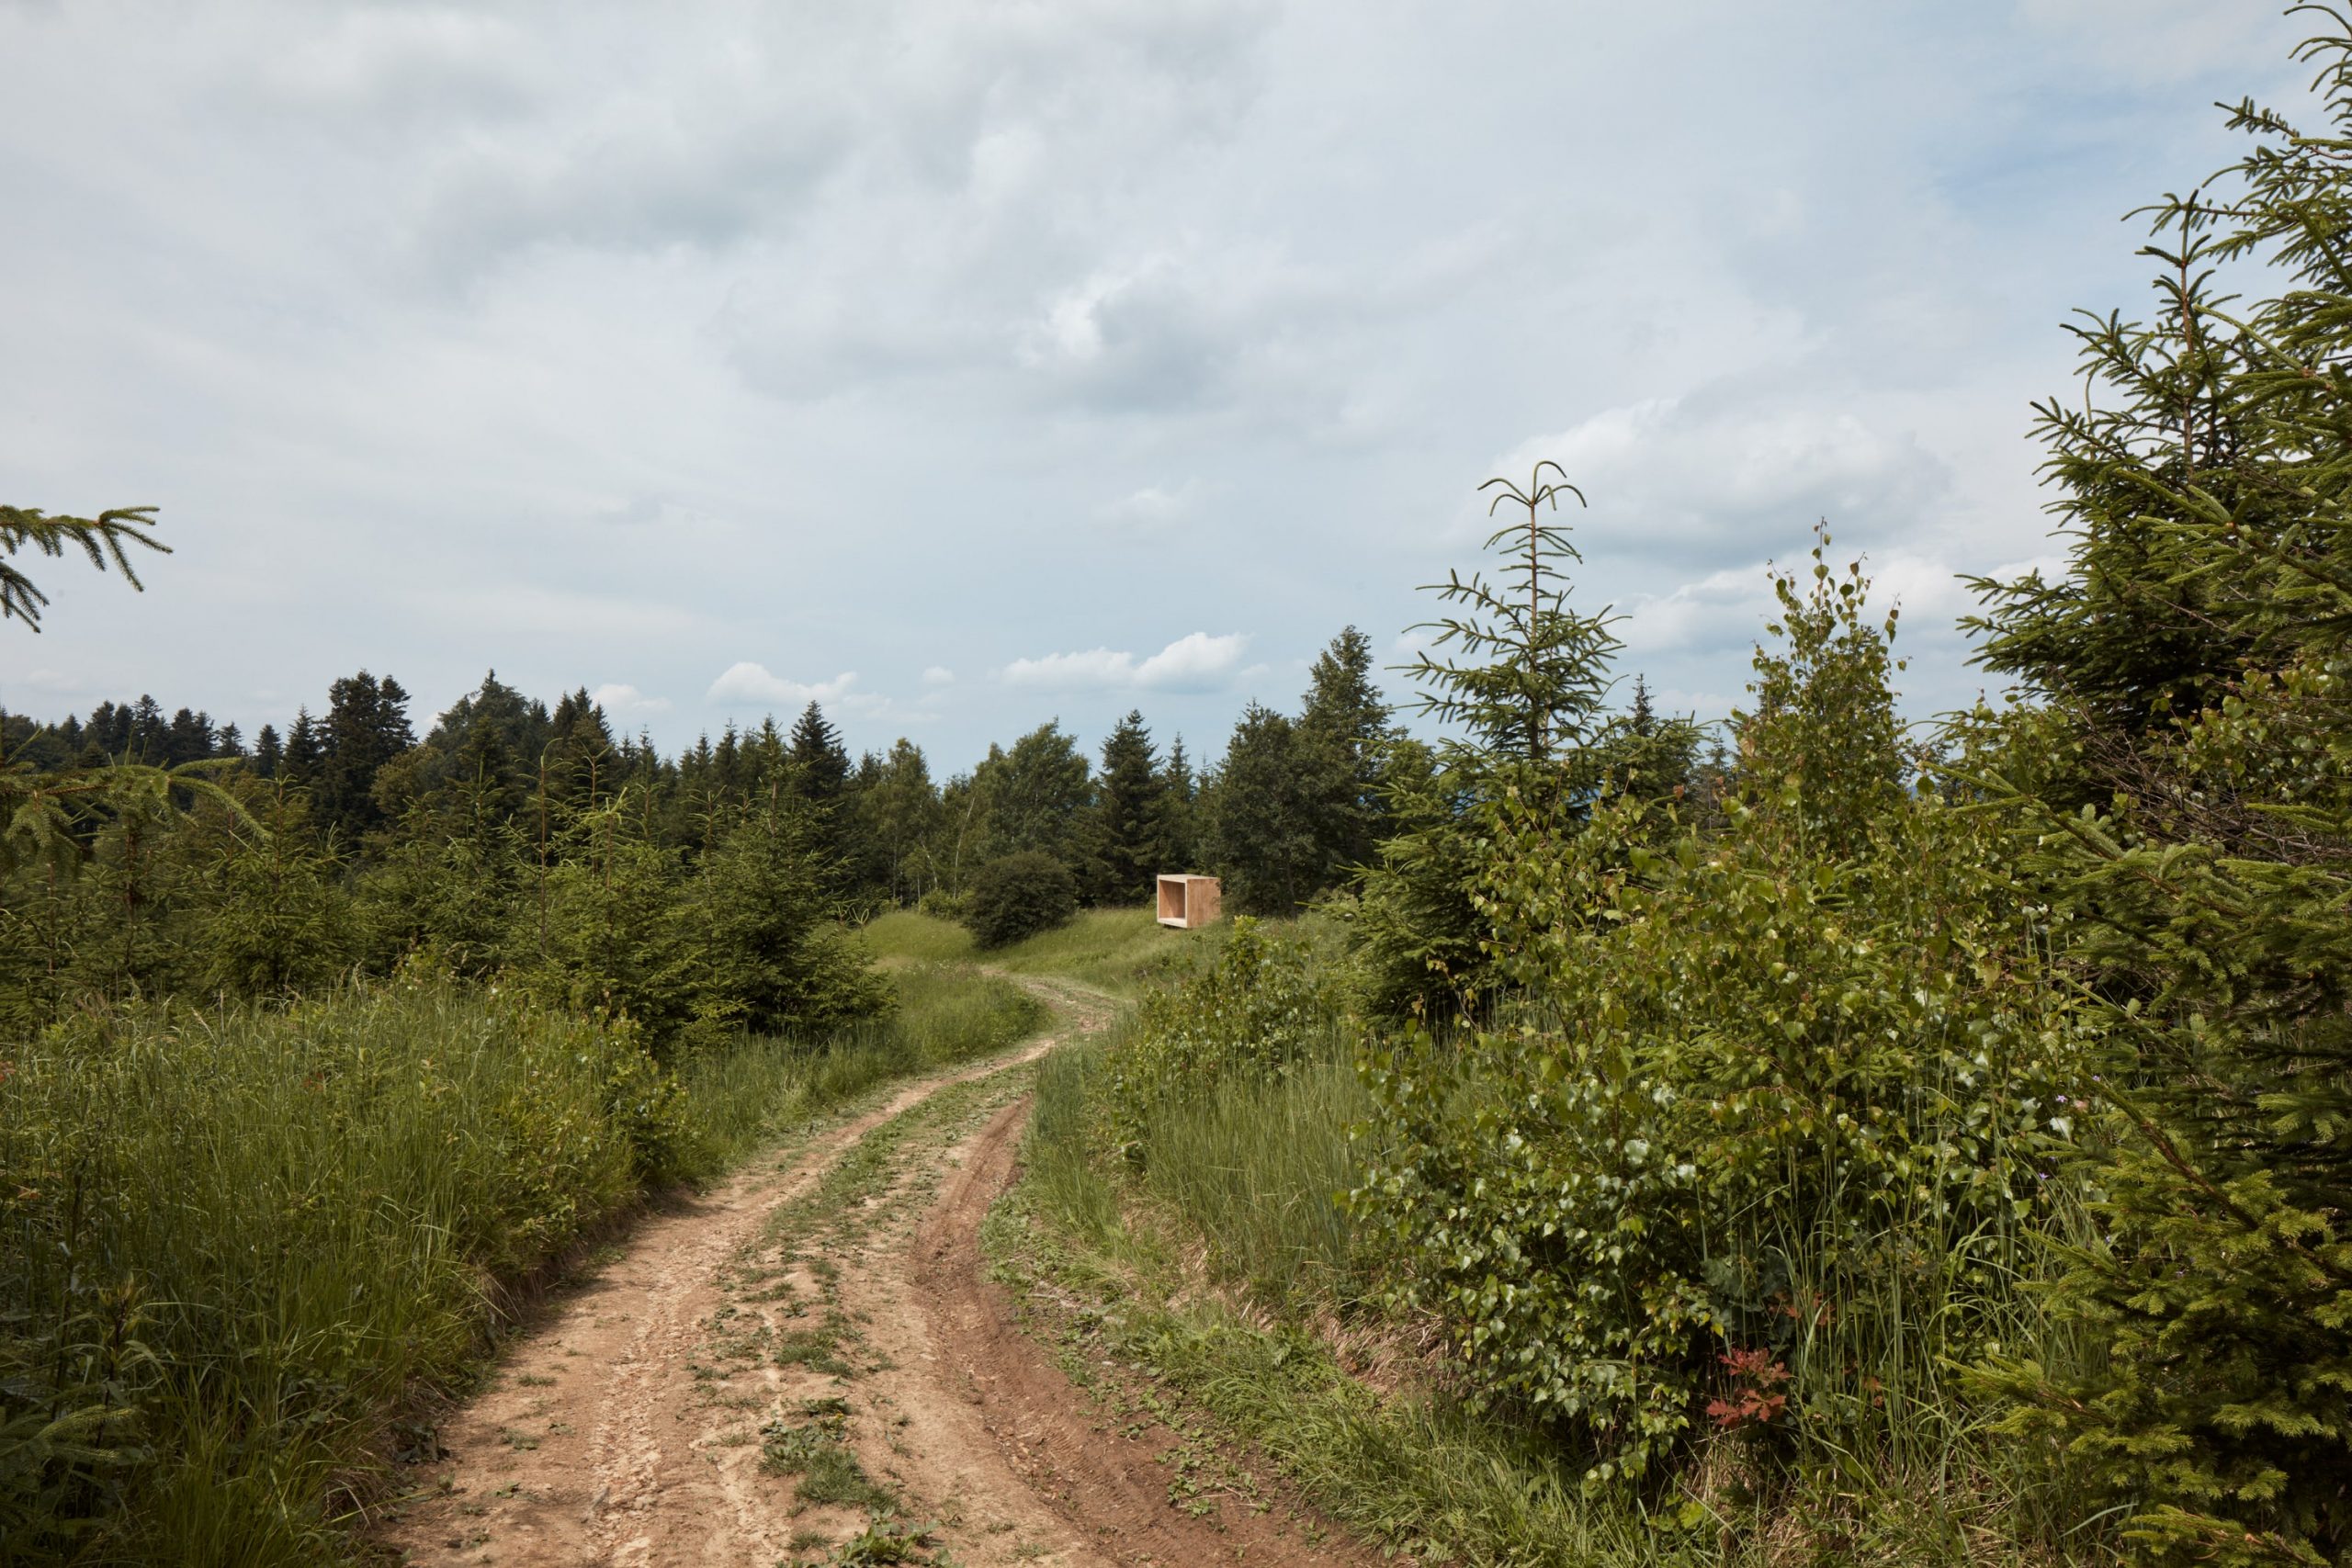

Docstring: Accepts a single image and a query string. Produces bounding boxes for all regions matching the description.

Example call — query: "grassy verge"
[996,1029,2083,1568]
[861,906,1209,996]
[0,962,1042,1566]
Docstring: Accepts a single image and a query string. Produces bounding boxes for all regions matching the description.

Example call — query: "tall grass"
[1009,1030,1656,1567]
[684,961,1046,1160]
[0,963,1042,1565]
[856,909,977,965]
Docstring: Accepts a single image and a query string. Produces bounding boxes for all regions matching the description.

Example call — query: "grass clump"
[762,1402,892,1510]
[0,981,661,1564]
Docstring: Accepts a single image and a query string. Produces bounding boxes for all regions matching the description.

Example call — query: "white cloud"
[921,665,956,687]
[589,682,670,716]
[1487,396,1949,556]
[1001,631,1250,693]
[1101,482,1193,527]
[705,663,862,707]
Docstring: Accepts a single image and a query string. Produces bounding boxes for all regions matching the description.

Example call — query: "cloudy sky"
[0,1,2312,770]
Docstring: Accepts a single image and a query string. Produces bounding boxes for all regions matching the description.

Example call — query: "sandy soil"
[377,977,1366,1568]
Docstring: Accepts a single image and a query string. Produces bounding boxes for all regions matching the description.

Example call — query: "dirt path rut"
[379,977,1363,1568]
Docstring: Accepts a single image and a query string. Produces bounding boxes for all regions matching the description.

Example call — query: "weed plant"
[0,962,1040,1564]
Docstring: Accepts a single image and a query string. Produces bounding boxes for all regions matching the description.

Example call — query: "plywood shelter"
[1156,874,1222,930]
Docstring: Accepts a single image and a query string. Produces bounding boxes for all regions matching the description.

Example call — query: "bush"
[1102,919,1339,1164]
[963,851,1076,949]
[1355,551,2089,1490]
[913,886,973,923]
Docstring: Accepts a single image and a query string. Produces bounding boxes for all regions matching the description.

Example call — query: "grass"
[762,1397,892,1510]
[1033,1010,1375,1313]
[0,961,1044,1566]
[999,1043,1644,1565]
[862,906,1207,996]
[857,909,978,965]
[684,961,1046,1164]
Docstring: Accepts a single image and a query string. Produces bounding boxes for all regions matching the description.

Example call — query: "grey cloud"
[0,0,2320,762]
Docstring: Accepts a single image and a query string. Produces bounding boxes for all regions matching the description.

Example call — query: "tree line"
[0,617,1442,1026]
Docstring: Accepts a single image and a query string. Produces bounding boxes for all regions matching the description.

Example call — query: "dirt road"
[379,977,1360,1567]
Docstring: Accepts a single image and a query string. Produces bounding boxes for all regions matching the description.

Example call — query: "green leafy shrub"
[1356,549,2089,1489]
[912,886,972,923]
[963,850,1077,949]
[1101,919,1340,1166]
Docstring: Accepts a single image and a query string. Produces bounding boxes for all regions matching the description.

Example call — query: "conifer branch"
[0,505,167,632]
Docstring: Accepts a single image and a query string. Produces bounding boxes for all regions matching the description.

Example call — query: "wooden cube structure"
[1156,874,1223,930]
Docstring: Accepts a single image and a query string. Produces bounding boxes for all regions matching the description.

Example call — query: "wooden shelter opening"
[1156,874,1222,930]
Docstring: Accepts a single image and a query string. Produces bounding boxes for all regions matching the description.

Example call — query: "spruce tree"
[280,709,322,790]
[545,688,617,813]
[127,696,167,762]
[164,707,212,766]
[786,702,851,805]
[1402,464,1620,768]
[318,671,415,841]
[1968,31,2352,1562]
[1205,704,1320,914]
[1091,710,1165,904]
[1151,734,1198,871]
[1297,626,1396,884]
[1357,465,1623,1014]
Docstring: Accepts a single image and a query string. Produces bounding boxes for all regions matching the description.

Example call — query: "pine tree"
[428,672,552,781]
[127,696,167,762]
[1357,466,1623,1014]
[1403,464,1620,769]
[786,702,851,805]
[545,688,617,814]
[164,707,213,766]
[1151,734,1198,873]
[318,671,416,841]
[280,709,322,790]
[185,783,353,995]
[781,702,855,894]
[252,724,282,779]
